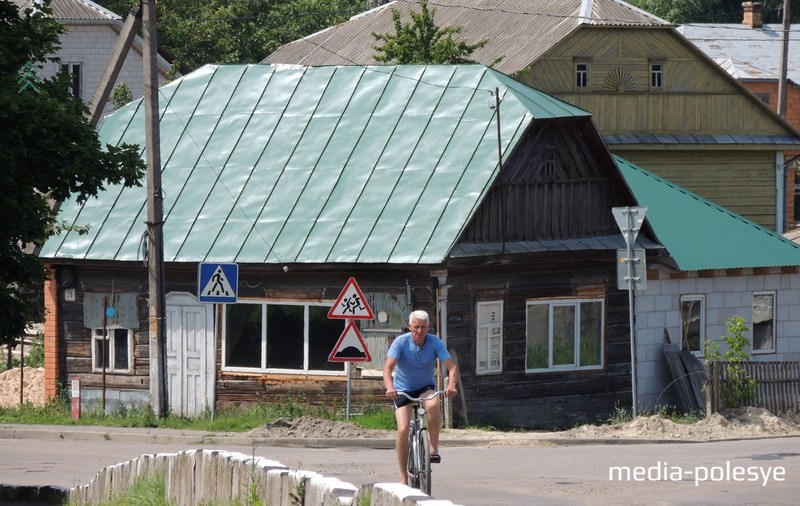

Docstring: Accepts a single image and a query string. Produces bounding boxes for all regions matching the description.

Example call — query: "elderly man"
[383,309,458,485]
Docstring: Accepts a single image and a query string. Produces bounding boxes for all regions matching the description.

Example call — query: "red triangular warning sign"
[327,277,374,320]
[329,321,372,362]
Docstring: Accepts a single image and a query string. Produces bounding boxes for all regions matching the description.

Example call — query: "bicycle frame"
[397,390,443,495]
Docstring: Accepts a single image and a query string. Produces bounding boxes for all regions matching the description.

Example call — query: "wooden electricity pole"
[142,0,167,418]
[777,0,791,117]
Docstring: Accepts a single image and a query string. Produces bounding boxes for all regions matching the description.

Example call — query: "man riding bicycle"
[383,310,459,485]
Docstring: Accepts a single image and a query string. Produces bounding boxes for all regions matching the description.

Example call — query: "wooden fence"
[706,361,800,415]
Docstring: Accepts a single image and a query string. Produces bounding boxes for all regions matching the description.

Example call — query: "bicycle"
[397,390,444,495]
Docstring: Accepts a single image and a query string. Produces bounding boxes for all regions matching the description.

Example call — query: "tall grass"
[0,395,398,432]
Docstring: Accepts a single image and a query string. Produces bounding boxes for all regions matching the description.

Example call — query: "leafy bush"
[705,315,756,408]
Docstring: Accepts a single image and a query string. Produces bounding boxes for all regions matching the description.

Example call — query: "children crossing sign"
[327,277,374,320]
[198,263,238,303]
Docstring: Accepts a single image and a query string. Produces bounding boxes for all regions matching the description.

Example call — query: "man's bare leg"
[394,404,412,484]
[424,390,441,456]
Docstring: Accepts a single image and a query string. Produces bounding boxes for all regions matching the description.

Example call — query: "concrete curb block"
[65,450,462,506]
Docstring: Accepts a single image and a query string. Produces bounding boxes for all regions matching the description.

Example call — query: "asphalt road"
[1,431,799,505]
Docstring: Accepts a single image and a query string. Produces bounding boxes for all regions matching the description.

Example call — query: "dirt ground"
[4,368,800,443]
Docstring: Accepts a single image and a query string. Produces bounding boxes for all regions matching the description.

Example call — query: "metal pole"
[19,337,24,406]
[102,296,107,412]
[625,208,638,418]
[143,0,168,418]
[345,361,352,421]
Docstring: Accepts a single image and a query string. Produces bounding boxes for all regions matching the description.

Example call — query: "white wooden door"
[166,292,215,417]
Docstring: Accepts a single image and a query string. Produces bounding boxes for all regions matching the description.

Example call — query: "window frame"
[221,300,346,375]
[525,298,604,373]
[575,62,589,89]
[59,61,82,98]
[476,300,503,375]
[91,327,133,374]
[752,291,776,355]
[649,62,663,89]
[680,294,705,356]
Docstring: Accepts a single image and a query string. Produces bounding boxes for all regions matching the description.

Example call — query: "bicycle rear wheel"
[418,429,432,495]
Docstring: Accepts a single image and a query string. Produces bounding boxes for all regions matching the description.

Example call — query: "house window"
[223,301,345,373]
[91,328,132,373]
[525,298,603,372]
[752,291,775,353]
[650,63,663,88]
[60,62,82,98]
[476,301,503,374]
[575,63,589,88]
[543,149,557,179]
[755,92,770,106]
[680,295,705,355]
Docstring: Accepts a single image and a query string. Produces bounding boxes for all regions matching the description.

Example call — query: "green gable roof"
[40,64,590,265]
[616,156,800,271]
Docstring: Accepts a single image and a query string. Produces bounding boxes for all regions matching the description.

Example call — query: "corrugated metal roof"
[40,64,591,265]
[10,0,120,23]
[263,0,667,76]
[678,23,800,85]
[616,156,800,271]
[604,133,800,148]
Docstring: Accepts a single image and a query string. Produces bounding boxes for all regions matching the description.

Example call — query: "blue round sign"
[106,306,116,318]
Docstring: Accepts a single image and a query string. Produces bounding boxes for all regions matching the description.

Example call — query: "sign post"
[612,206,647,418]
[328,278,374,420]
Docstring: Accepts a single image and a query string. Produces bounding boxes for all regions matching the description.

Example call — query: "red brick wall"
[741,81,800,230]
[43,267,59,400]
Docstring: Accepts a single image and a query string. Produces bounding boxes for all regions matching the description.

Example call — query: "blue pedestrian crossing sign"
[198,263,238,303]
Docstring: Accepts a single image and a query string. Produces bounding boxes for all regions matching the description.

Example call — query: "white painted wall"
[634,272,800,411]
[37,24,170,120]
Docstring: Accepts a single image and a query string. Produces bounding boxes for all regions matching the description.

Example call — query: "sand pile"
[0,366,45,407]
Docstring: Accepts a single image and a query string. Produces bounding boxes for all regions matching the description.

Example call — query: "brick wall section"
[43,267,59,400]
[742,81,800,230]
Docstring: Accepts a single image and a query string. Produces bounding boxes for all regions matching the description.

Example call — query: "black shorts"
[394,384,436,409]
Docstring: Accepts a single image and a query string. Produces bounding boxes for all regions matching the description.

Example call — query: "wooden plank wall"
[613,149,776,230]
[516,28,790,136]
[444,259,632,429]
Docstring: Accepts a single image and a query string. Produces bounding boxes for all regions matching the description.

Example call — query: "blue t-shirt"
[387,332,451,392]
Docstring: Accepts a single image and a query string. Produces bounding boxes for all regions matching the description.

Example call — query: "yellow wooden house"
[264,0,800,231]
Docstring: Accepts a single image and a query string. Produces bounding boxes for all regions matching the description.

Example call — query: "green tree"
[705,315,757,408]
[372,1,495,64]
[111,82,133,110]
[96,0,369,72]
[0,0,146,346]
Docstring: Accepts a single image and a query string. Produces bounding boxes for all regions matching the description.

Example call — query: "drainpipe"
[777,151,786,233]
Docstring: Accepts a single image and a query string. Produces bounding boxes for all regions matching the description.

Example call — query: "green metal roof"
[616,156,800,271]
[40,64,590,265]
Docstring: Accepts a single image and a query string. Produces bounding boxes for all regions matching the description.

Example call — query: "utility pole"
[142,0,167,418]
[777,0,791,117]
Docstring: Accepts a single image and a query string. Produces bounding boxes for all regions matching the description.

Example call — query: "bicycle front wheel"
[407,429,420,489]
[418,429,432,495]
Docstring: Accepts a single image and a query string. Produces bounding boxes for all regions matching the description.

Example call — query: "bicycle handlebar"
[396,390,445,402]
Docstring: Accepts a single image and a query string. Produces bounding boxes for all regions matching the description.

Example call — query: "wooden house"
[678,1,800,231]
[40,64,800,427]
[264,0,800,232]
